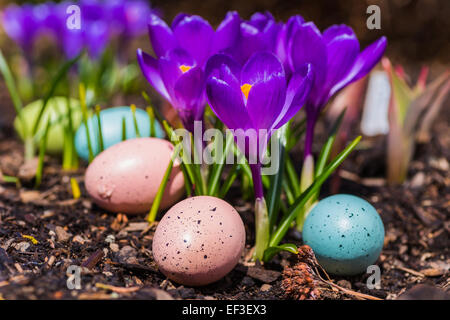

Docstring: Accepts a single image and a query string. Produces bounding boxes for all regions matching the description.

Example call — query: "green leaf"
[315,108,346,178]
[121,116,127,141]
[208,132,234,196]
[147,143,182,222]
[218,163,240,198]
[269,136,362,247]
[267,125,288,230]
[32,52,82,136]
[95,105,105,152]
[285,155,300,196]
[35,119,51,188]
[0,50,25,130]
[263,243,298,262]
[130,104,141,138]
[79,83,95,162]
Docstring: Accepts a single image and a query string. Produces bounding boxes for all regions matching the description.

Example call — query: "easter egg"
[152,196,246,286]
[14,97,82,154]
[84,137,184,214]
[302,194,385,276]
[75,106,164,161]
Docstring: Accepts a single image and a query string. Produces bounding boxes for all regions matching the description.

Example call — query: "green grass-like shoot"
[79,83,94,162]
[121,116,127,141]
[147,143,182,223]
[130,104,141,138]
[267,135,362,252]
[146,106,156,137]
[35,120,51,188]
[95,105,104,152]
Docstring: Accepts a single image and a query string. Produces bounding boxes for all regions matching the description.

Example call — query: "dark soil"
[0,110,448,300]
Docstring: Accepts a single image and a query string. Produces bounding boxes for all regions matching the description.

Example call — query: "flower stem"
[303,111,318,159]
[250,164,269,261]
[24,137,35,161]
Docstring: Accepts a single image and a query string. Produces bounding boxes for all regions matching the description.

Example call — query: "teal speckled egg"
[75,106,164,161]
[302,194,385,276]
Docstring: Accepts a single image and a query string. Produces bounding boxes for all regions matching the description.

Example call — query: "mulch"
[0,113,448,300]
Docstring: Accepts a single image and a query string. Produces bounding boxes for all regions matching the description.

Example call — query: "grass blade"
[208,132,234,196]
[95,105,105,152]
[0,50,24,127]
[267,127,287,231]
[269,136,362,248]
[32,52,82,136]
[146,107,156,137]
[121,116,127,141]
[130,104,141,138]
[315,108,346,177]
[147,143,182,222]
[219,163,240,198]
[79,83,95,162]
[35,120,51,188]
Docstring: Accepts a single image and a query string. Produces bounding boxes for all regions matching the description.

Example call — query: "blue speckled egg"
[75,106,164,160]
[302,194,385,276]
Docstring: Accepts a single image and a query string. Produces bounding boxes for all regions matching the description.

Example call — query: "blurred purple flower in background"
[137,12,240,132]
[287,22,387,158]
[1,3,45,53]
[1,0,154,61]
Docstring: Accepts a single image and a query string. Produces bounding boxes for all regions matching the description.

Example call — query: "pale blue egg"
[303,194,385,276]
[75,106,164,161]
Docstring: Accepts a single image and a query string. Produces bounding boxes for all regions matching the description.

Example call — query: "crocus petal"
[276,15,304,72]
[241,51,285,86]
[322,28,360,99]
[205,53,241,84]
[245,75,286,131]
[206,77,251,130]
[171,13,188,29]
[85,21,110,59]
[137,49,171,102]
[322,24,355,44]
[212,11,240,53]
[173,15,215,66]
[330,36,387,98]
[273,63,314,129]
[173,67,206,129]
[158,48,194,99]
[148,13,177,58]
[248,11,273,30]
[289,22,327,106]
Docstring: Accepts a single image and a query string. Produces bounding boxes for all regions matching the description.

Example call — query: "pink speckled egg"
[85,137,184,214]
[152,196,245,286]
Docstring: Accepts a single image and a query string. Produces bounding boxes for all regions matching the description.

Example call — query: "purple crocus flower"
[275,14,304,77]
[227,11,282,65]
[109,0,153,37]
[137,12,240,132]
[1,4,42,52]
[205,51,313,259]
[288,22,387,158]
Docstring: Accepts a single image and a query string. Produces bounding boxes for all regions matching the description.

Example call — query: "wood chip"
[247,266,281,283]
[95,283,140,294]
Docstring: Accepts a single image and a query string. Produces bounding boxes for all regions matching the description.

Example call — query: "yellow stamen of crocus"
[179,65,191,73]
[241,83,252,100]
